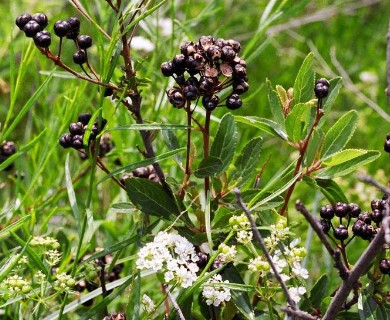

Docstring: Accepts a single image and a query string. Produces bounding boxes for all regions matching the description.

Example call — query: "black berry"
[66,17,80,40]
[73,50,87,64]
[320,204,334,220]
[69,122,85,135]
[15,13,32,30]
[202,95,219,111]
[384,140,390,153]
[226,93,242,110]
[371,209,383,224]
[348,203,361,218]
[33,31,51,48]
[333,225,348,240]
[161,61,175,77]
[379,259,390,275]
[334,202,349,218]
[358,212,371,224]
[31,13,48,28]
[78,113,92,125]
[167,88,185,108]
[54,20,71,37]
[59,133,73,148]
[77,35,92,50]
[233,78,249,94]
[320,219,330,233]
[23,20,42,38]
[314,78,330,99]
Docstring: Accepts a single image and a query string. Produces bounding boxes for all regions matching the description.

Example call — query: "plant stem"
[179,100,193,198]
[204,110,211,198]
[279,106,324,216]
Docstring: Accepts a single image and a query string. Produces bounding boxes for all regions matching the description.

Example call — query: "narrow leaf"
[316,149,380,179]
[266,79,285,127]
[65,154,81,233]
[108,124,188,131]
[303,177,348,204]
[235,116,287,140]
[293,52,315,104]
[285,103,311,142]
[233,137,262,187]
[358,293,384,320]
[194,156,223,178]
[210,113,237,174]
[322,77,342,113]
[125,178,180,218]
[0,215,31,240]
[321,110,358,158]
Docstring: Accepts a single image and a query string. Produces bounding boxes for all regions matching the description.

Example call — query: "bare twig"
[295,200,350,280]
[280,307,319,320]
[322,225,386,320]
[357,173,390,195]
[387,20,390,103]
[234,188,298,310]
[163,284,185,320]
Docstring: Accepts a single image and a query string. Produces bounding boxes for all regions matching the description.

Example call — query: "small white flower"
[218,244,237,263]
[202,274,231,306]
[130,36,155,52]
[236,230,253,244]
[141,294,156,313]
[292,261,309,279]
[288,286,306,303]
[248,256,270,274]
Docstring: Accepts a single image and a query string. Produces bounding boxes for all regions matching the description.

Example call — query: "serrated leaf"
[305,128,323,167]
[194,156,223,178]
[125,178,180,219]
[285,103,311,142]
[235,116,287,140]
[233,137,262,187]
[303,177,348,203]
[321,110,358,158]
[293,52,315,104]
[315,149,380,179]
[267,79,285,127]
[210,113,237,174]
[322,77,342,113]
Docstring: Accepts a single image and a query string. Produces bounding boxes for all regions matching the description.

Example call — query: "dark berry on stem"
[104,88,114,97]
[221,46,236,62]
[387,132,390,140]
[73,50,87,64]
[59,133,73,148]
[33,31,51,48]
[172,54,186,71]
[320,204,334,220]
[167,88,185,108]
[77,35,92,50]
[233,79,249,94]
[334,202,349,218]
[16,13,32,30]
[384,140,390,153]
[226,93,242,110]
[78,113,92,125]
[371,209,383,223]
[227,39,241,53]
[358,212,371,224]
[233,64,247,78]
[161,61,175,77]
[379,259,390,275]
[371,199,382,211]
[66,17,80,40]
[69,122,85,135]
[183,85,198,101]
[334,225,348,240]
[72,135,84,149]
[320,219,330,233]
[202,95,219,111]
[348,203,361,218]
[23,20,42,38]
[1,141,16,156]
[54,20,71,37]
[314,78,330,99]
[352,220,365,237]
[31,13,48,28]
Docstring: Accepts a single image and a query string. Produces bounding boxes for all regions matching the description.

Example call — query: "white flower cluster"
[141,294,156,313]
[136,232,199,288]
[202,274,231,306]
[264,219,290,250]
[229,213,253,244]
[288,286,306,303]
[0,274,31,298]
[30,236,60,250]
[53,272,76,293]
[217,243,237,263]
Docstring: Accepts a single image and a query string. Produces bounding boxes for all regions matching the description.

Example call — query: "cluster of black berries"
[59,113,107,151]
[320,197,388,241]
[314,78,330,99]
[379,258,390,275]
[161,36,248,111]
[75,254,123,306]
[0,141,16,171]
[16,13,93,65]
[103,312,126,320]
[79,133,115,160]
[384,132,390,153]
[120,165,159,185]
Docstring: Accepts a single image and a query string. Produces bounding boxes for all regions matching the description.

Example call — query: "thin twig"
[387,20,390,103]
[163,284,185,320]
[357,173,390,195]
[234,188,298,310]
[295,200,350,280]
[280,307,319,320]
[322,223,386,320]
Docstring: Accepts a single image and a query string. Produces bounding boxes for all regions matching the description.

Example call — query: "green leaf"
[233,137,262,187]
[0,215,31,240]
[285,103,311,142]
[125,178,180,219]
[305,128,323,167]
[358,292,387,320]
[161,129,182,164]
[321,110,358,158]
[293,52,315,104]
[98,147,185,184]
[309,274,329,308]
[303,177,348,204]
[210,113,237,174]
[322,77,342,113]
[194,156,223,178]
[266,79,285,127]
[108,124,188,131]
[316,149,380,179]
[235,116,287,140]
[65,154,81,234]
